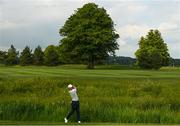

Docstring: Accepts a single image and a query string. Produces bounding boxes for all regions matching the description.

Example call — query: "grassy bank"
[0,65,179,124]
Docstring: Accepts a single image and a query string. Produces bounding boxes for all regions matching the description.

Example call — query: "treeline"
[0,45,59,66]
[105,56,136,65]
[0,44,109,66]
[105,56,180,66]
[1,45,179,66]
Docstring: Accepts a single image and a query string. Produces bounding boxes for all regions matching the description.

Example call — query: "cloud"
[0,21,17,30]
[170,14,180,23]
[127,4,147,12]
[117,24,151,40]
[107,2,148,25]
[117,21,179,41]
[0,0,92,30]
[118,39,127,46]
[158,21,180,41]
[159,22,179,31]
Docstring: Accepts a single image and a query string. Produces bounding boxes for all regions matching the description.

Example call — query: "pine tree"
[19,46,32,66]
[0,50,7,64]
[33,45,44,65]
[5,45,19,65]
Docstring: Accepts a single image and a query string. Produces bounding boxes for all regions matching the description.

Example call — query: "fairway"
[0,65,180,78]
[0,65,180,124]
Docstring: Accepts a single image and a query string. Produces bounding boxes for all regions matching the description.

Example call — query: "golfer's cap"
[68,84,73,88]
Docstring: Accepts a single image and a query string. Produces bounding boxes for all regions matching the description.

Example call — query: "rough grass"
[0,65,179,124]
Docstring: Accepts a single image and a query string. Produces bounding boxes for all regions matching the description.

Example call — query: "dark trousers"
[66,101,80,121]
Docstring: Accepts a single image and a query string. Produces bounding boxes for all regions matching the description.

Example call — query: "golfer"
[64,84,81,123]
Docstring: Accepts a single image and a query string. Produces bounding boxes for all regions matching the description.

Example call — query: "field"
[0,65,180,124]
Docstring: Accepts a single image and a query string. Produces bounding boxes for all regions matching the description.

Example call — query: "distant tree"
[0,51,7,64]
[44,45,59,66]
[59,3,119,69]
[169,58,180,67]
[19,46,32,66]
[33,45,44,65]
[5,45,19,65]
[105,56,136,65]
[135,29,170,69]
[174,59,180,66]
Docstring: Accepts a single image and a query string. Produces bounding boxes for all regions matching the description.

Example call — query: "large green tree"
[59,3,119,69]
[135,29,170,69]
[19,46,33,66]
[5,45,19,65]
[33,45,44,65]
[44,45,59,66]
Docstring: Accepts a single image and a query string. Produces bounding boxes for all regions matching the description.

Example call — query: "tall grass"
[0,76,179,123]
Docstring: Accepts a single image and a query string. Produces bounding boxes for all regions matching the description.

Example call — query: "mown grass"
[0,65,179,124]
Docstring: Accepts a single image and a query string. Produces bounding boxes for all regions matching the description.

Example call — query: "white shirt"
[69,88,79,101]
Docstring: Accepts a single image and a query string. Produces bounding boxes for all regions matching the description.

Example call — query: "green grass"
[0,65,179,124]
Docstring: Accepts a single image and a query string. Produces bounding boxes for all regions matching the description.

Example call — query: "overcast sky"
[0,0,180,58]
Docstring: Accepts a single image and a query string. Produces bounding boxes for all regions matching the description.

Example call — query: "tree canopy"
[59,3,119,69]
[135,29,170,69]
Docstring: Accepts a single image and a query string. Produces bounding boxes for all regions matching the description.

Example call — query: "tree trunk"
[87,55,94,69]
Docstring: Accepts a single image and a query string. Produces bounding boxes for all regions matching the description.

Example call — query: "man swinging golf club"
[64,84,81,123]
